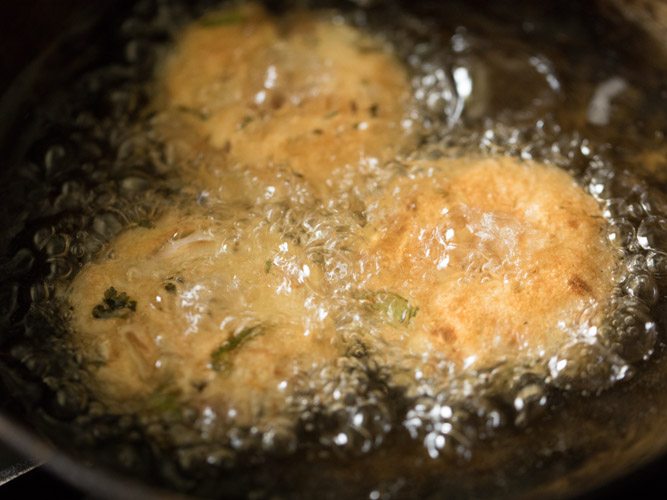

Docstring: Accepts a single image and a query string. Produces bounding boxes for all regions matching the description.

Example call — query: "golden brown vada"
[157,2,414,194]
[64,209,338,424]
[357,156,618,370]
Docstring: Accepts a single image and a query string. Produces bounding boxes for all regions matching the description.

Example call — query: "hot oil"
[1,0,667,497]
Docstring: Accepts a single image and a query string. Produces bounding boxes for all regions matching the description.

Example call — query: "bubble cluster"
[292,355,394,456]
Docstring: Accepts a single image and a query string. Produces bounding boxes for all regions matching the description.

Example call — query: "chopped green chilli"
[359,290,418,325]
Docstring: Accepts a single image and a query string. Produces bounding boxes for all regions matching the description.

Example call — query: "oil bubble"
[623,273,659,306]
[637,216,667,251]
[548,341,631,393]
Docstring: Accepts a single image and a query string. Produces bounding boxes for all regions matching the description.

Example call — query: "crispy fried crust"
[66,210,337,422]
[158,3,413,193]
[361,157,618,369]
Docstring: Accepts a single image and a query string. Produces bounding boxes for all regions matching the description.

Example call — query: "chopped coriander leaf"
[92,287,137,319]
[264,259,273,273]
[211,325,264,372]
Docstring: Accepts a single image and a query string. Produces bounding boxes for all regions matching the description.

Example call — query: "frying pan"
[2,1,667,498]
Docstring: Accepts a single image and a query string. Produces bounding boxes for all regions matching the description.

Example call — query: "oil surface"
[1,1,667,498]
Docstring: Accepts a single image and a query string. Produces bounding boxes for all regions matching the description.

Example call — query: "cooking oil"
[1,0,667,497]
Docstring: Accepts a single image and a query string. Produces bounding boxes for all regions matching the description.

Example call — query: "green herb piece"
[264,259,273,273]
[211,325,264,372]
[199,10,246,27]
[324,110,339,119]
[359,290,418,325]
[145,382,182,416]
[92,287,137,319]
[238,115,254,130]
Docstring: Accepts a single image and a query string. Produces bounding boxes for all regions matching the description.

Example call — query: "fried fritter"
[158,3,414,194]
[358,156,618,370]
[65,209,337,423]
